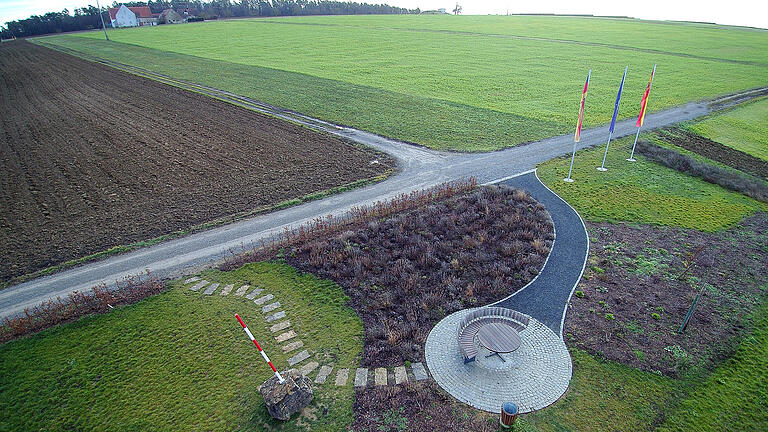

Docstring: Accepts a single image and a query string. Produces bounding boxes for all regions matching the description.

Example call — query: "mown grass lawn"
[38,15,768,151]
[536,136,768,231]
[524,349,682,432]
[688,97,768,161]
[0,262,362,432]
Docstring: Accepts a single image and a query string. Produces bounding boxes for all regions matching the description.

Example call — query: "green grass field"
[536,135,768,231]
[38,15,768,151]
[0,262,362,432]
[688,97,768,161]
[525,349,682,432]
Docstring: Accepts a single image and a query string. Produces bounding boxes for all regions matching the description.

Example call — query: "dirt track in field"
[0,41,393,283]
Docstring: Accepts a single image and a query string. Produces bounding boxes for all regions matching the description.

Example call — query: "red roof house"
[108,5,157,27]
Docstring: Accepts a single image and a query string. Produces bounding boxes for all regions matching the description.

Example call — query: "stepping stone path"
[246,288,264,300]
[375,368,387,386]
[315,365,333,384]
[265,311,286,322]
[270,321,291,333]
[354,368,368,387]
[275,330,296,343]
[254,294,273,305]
[282,341,303,353]
[189,280,209,291]
[234,285,250,297]
[335,368,349,386]
[262,302,281,313]
[203,282,220,295]
[182,276,432,389]
[299,361,319,376]
[394,366,408,385]
[412,362,429,381]
[287,350,310,366]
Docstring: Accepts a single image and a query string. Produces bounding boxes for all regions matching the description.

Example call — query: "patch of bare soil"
[565,214,768,377]
[0,41,393,283]
[286,186,554,367]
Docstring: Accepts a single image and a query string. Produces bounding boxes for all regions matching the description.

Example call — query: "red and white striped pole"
[235,313,284,383]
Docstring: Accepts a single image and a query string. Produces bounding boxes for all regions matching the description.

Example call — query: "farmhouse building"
[158,9,184,24]
[108,5,158,27]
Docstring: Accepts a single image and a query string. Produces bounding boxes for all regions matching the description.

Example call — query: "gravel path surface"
[491,172,589,336]
[1,56,765,320]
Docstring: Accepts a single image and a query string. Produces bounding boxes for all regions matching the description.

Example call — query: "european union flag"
[609,66,628,133]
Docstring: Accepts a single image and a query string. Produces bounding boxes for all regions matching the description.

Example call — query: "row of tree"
[1,1,418,39]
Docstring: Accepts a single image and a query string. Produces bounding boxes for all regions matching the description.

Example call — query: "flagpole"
[598,131,613,170]
[628,64,656,162]
[565,68,591,183]
[599,65,627,171]
[627,127,641,162]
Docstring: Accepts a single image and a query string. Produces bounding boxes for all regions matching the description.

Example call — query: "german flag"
[636,65,657,128]
[574,69,591,142]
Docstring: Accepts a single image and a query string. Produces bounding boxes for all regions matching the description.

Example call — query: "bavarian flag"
[574,69,591,142]
[636,64,657,127]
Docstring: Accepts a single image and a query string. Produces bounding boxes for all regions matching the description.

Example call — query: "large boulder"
[258,369,313,420]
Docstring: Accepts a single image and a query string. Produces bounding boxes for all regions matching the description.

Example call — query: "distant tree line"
[1,1,418,39]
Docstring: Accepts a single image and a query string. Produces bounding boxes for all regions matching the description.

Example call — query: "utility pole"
[96,0,110,41]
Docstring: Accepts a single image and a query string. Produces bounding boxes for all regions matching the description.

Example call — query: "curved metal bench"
[457,307,530,363]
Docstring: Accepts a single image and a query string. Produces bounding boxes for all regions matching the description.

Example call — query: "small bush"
[605,313,615,320]
[574,290,585,298]
[652,312,661,320]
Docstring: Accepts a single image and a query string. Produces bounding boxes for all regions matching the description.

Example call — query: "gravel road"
[1,59,764,320]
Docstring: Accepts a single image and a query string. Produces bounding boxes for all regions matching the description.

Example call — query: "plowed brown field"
[0,41,393,283]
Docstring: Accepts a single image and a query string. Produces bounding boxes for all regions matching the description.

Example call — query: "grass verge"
[524,348,682,432]
[0,261,362,431]
[536,136,768,231]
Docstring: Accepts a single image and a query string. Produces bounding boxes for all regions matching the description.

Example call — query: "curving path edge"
[426,169,589,413]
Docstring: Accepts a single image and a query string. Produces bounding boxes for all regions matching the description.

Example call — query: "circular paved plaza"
[425,308,572,413]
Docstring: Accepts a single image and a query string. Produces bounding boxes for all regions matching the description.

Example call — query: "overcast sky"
[2,0,767,29]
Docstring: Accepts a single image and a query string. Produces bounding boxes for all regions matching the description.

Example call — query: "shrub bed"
[1,274,165,344]
[283,186,554,367]
[566,214,768,377]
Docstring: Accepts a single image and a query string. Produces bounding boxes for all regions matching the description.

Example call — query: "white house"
[108,5,157,28]
[109,5,138,27]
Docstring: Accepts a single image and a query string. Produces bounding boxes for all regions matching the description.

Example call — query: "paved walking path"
[1,54,763,320]
[426,310,571,413]
[491,172,589,337]
[425,170,587,413]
